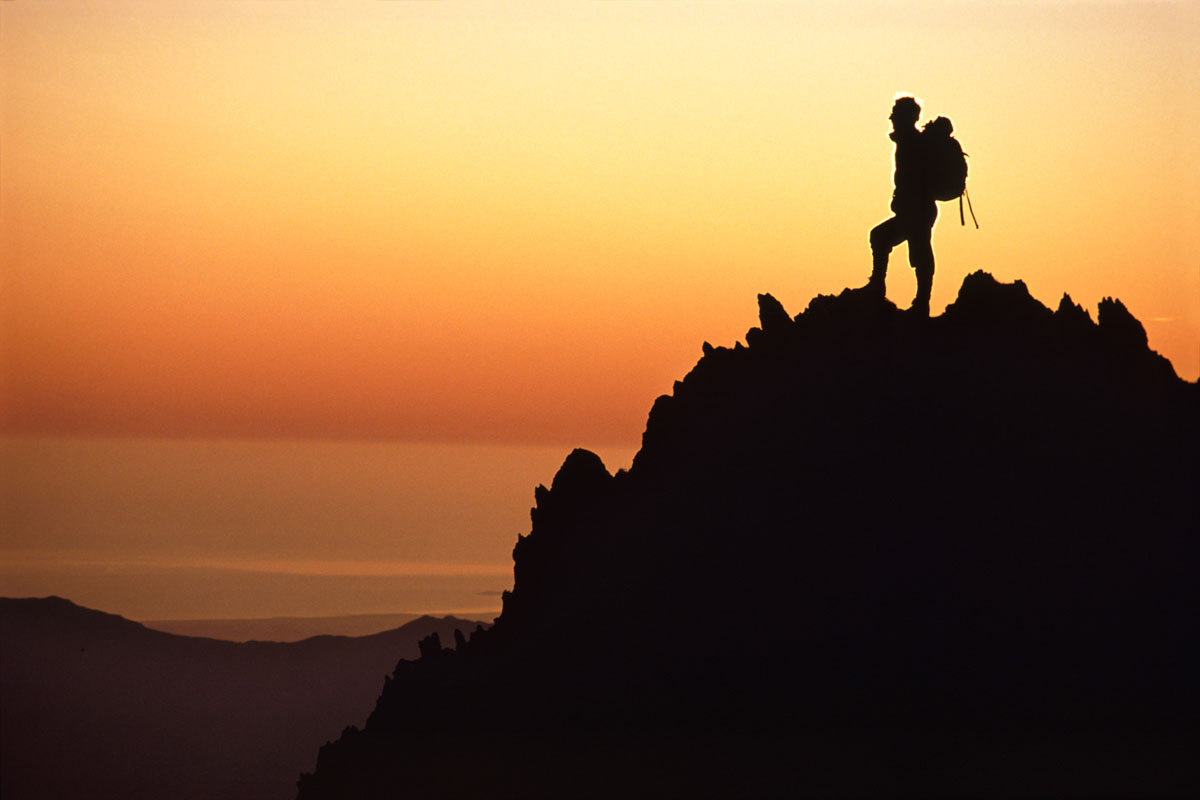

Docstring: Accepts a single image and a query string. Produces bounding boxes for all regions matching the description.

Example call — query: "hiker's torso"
[891,127,934,214]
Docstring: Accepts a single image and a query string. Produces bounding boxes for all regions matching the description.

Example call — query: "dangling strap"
[959,195,965,226]
[965,187,979,229]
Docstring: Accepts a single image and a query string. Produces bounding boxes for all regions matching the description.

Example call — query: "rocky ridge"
[299,273,1197,798]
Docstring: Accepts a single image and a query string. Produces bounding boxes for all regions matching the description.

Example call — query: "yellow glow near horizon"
[3,1,1197,443]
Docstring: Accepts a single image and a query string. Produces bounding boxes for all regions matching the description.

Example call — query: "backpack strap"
[964,187,979,229]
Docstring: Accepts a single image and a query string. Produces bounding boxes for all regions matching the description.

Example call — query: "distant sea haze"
[0,437,637,631]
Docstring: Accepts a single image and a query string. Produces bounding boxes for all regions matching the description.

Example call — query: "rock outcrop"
[298,273,1197,799]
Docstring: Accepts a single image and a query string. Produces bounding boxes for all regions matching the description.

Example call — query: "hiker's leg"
[869,217,905,292]
[907,213,936,314]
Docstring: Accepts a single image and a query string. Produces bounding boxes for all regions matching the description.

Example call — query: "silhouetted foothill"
[299,273,1197,799]
[0,598,491,800]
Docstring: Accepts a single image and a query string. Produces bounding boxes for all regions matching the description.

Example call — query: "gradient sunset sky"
[3,0,1198,446]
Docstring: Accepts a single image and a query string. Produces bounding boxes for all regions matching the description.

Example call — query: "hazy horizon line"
[0,430,643,449]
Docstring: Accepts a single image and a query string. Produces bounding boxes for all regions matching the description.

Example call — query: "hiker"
[866,96,937,315]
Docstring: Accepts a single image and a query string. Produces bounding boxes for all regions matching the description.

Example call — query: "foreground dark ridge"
[300,273,1197,799]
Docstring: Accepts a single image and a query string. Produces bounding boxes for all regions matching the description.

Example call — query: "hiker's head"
[890,97,921,127]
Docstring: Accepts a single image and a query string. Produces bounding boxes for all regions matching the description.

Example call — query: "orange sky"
[0,437,639,620]
[3,1,1198,445]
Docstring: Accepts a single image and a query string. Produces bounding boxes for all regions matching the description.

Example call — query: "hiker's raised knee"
[869,225,890,253]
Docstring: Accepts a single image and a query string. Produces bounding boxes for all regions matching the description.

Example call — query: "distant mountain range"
[0,596,488,800]
[145,612,438,642]
[299,273,1198,799]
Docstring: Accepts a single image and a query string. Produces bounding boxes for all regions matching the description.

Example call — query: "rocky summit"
[298,273,1197,799]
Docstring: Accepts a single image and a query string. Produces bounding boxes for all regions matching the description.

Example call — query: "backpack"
[922,116,967,201]
[922,116,977,227]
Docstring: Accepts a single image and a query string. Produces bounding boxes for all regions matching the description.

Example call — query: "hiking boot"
[908,297,930,317]
[861,274,885,299]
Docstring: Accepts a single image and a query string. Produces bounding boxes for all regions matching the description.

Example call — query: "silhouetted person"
[867,96,937,315]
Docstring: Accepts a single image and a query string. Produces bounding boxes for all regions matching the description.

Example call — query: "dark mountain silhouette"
[144,612,430,642]
[0,596,489,800]
[298,273,1197,799]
